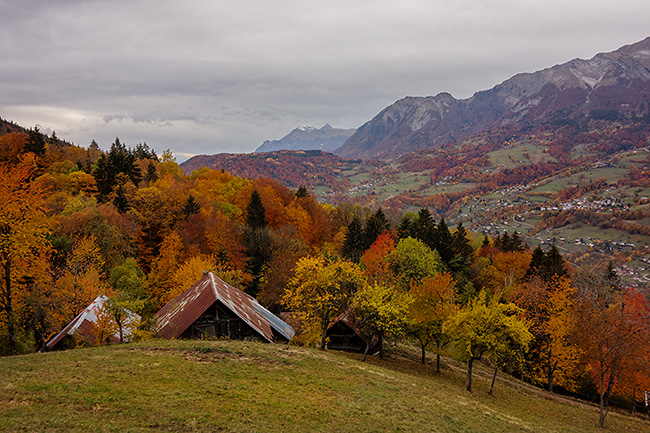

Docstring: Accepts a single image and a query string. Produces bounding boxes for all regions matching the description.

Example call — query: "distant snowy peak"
[255,124,356,153]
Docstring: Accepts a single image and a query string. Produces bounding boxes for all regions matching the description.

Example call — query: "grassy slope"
[1,340,648,433]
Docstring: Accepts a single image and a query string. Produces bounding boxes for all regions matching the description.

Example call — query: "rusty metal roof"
[153,272,294,342]
[46,295,140,349]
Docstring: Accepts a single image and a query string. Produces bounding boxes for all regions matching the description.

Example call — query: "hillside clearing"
[1,340,648,433]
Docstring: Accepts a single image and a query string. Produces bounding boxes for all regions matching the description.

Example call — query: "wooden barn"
[326,309,381,354]
[45,295,140,350]
[153,272,294,343]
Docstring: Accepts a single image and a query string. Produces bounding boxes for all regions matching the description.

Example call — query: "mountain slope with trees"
[336,37,650,160]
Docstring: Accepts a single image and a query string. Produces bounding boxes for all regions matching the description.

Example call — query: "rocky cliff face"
[336,37,650,160]
[255,124,356,153]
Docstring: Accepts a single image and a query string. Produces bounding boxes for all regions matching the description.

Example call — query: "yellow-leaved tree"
[408,273,458,372]
[283,256,365,350]
[352,282,413,361]
[444,290,532,392]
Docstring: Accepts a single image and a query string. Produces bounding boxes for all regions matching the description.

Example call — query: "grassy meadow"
[1,340,648,432]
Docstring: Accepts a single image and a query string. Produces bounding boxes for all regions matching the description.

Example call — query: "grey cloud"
[1,0,649,156]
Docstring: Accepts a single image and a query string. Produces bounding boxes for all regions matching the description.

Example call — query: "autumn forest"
[1,126,650,427]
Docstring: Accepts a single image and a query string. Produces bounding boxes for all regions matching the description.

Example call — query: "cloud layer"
[1,0,649,159]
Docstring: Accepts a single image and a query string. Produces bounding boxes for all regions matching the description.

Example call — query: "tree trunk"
[547,357,558,393]
[420,341,426,365]
[319,325,327,350]
[599,369,616,427]
[466,357,474,392]
[362,341,370,362]
[489,365,498,395]
[378,335,384,359]
[436,340,441,374]
[632,383,636,415]
[3,258,15,354]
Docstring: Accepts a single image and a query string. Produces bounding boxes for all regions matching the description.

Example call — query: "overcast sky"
[1,0,649,160]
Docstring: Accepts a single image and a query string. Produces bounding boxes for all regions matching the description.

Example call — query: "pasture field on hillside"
[1,340,648,433]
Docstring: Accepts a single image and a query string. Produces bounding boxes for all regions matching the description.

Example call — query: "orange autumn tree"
[573,267,650,427]
[360,231,396,285]
[615,290,650,414]
[53,235,107,326]
[512,276,580,392]
[408,272,458,372]
[0,157,52,354]
[0,132,28,164]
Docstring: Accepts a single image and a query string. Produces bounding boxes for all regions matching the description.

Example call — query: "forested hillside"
[1,127,649,427]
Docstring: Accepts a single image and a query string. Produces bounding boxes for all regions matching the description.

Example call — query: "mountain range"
[335,36,650,160]
[255,124,356,153]
[181,36,650,174]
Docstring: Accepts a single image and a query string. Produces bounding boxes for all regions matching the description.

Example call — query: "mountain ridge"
[255,124,356,153]
[336,36,650,160]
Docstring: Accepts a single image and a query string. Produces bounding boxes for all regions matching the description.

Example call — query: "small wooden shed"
[326,309,381,354]
[153,272,294,343]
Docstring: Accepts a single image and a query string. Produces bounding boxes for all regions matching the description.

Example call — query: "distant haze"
[1,1,649,160]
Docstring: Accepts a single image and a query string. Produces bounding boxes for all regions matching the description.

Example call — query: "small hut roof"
[46,295,140,349]
[327,308,380,348]
[153,272,294,342]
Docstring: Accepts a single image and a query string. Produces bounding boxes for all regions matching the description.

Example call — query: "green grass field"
[528,167,628,194]
[488,143,554,168]
[1,340,647,432]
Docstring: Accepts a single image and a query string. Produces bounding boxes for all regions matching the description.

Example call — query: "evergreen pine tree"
[449,222,474,274]
[452,222,473,261]
[434,217,454,264]
[243,190,272,297]
[93,138,142,202]
[295,186,308,198]
[542,244,566,280]
[364,208,390,249]
[112,184,129,213]
[499,231,513,252]
[25,126,46,156]
[245,190,267,229]
[144,161,158,183]
[342,216,365,262]
[413,208,436,249]
[397,214,414,239]
[510,231,525,252]
[182,194,201,220]
[481,234,490,248]
[525,245,545,280]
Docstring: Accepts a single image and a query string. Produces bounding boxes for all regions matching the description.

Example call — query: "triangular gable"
[154,272,292,343]
[327,308,380,351]
[46,295,140,349]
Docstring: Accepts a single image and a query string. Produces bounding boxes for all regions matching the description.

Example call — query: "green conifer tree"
[413,208,436,249]
[245,190,267,229]
[342,216,365,262]
[364,208,390,249]
[434,217,454,264]
[182,194,201,220]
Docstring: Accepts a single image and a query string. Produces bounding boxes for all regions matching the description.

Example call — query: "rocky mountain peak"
[336,36,650,160]
[255,124,356,153]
